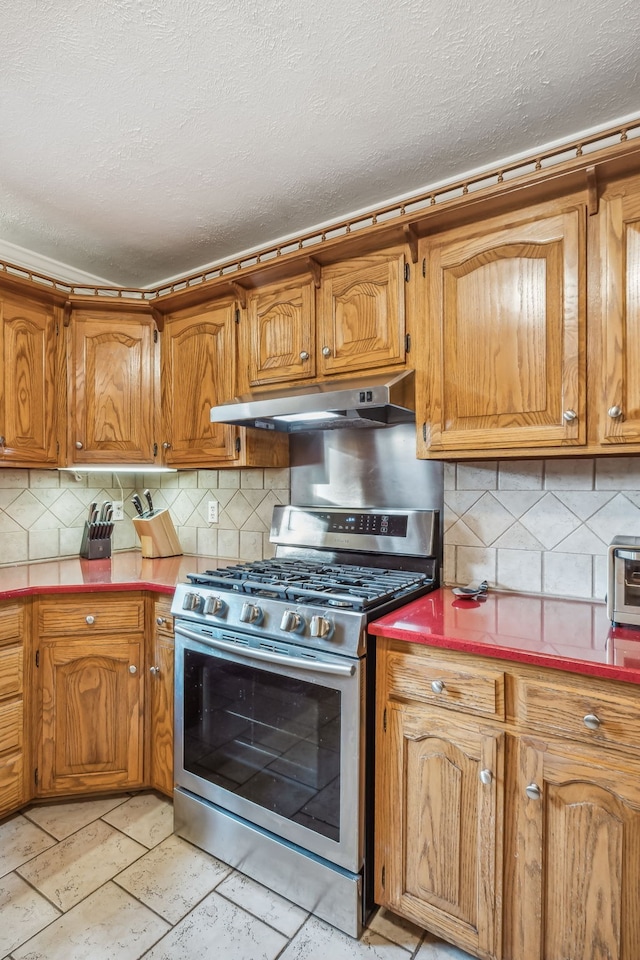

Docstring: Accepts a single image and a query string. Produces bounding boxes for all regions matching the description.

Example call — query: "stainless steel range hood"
[210,369,415,432]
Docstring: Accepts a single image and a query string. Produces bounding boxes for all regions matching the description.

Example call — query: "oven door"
[174,619,365,872]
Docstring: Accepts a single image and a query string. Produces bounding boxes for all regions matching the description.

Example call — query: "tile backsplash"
[3,455,640,602]
[444,456,640,601]
[0,467,290,566]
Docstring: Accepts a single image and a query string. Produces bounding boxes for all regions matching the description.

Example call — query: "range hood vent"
[210,369,415,433]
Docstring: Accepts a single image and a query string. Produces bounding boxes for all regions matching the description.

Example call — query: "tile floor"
[0,792,475,960]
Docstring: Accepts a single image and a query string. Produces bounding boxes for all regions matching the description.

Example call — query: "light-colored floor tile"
[279,914,411,959]
[139,889,288,960]
[414,932,476,958]
[12,881,170,960]
[0,872,61,957]
[0,816,56,878]
[367,907,424,950]
[22,796,131,840]
[216,869,308,938]
[114,834,233,924]
[16,818,146,911]
[102,792,173,848]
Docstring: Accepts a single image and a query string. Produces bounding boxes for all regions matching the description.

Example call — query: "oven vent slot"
[222,633,250,646]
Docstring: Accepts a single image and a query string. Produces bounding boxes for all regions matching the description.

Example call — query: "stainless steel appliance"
[608,536,640,627]
[172,504,439,937]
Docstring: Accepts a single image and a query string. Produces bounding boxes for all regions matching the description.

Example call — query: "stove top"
[186,558,432,611]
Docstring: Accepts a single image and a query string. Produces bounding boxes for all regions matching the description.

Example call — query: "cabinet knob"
[525,782,542,801]
[479,768,493,785]
[321,345,332,357]
[75,441,84,449]
[583,713,601,730]
[129,664,137,675]
[431,679,445,694]
[85,615,95,625]
[562,410,577,422]
[149,665,159,676]
[299,351,310,361]
[156,617,166,626]
[608,405,623,419]
[162,442,172,449]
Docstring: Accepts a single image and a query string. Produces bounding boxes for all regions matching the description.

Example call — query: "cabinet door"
[507,737,640,960]
[419,203,586,454]
[376,703,504,959]
[319,251,406,376]
[148,598,174,796]
[245,277,316,386]
[599,181,640,444]
[39,636,144,794]
[69,310,157,464]
[0,292,59,465]
[0,601,28,819]
[161,299,241,466]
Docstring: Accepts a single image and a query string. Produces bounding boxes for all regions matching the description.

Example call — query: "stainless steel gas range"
[171,504,440,937]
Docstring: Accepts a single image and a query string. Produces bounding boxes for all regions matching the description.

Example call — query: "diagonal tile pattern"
[0,792,474,960]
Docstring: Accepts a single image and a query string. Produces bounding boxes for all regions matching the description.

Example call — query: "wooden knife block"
[132,510,182,559]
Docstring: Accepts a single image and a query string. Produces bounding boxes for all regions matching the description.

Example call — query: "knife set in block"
[80,501,114,560]
[132,509,182,559]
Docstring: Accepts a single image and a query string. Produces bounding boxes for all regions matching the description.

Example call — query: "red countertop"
[369,587,640,685]
[0,551,234,599]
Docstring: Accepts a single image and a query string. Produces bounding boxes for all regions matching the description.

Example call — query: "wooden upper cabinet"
[244,276,316,387]
[68,309,158,465]
[161,297,288,468]
[0,291,60,466]
[597,177,640,445]
[161,298,239,466]
[418,200,586,456]
[319,249,406,376]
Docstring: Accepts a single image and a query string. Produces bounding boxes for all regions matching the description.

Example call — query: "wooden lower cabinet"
[148,596,174,796]
[0,600,28,819]
[36,594,145,796]
[375,637,640,960]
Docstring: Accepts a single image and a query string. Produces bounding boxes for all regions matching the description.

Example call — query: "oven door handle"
[175,625,356,677]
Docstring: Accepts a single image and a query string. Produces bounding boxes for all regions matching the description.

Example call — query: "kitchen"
[3,2,640,958]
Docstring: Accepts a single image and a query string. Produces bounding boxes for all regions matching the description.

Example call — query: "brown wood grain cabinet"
[0,601,29,819]
[160,297,287,468]
[147,595,174,797]
[417,196,586,458]
[375,638,640,960]
[243,275,317,387]
[0,289,62,466]
[67,308,159,465]
[36,594,145,795]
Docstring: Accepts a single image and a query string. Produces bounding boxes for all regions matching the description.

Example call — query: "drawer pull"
[129,665,137,675]
[479,768,493,785]
[150,665,159,676]
[85,615,95,625]
[526,783,542,801]
[583,713,601,730]
[431,679,445,694]
[156,617,166,626]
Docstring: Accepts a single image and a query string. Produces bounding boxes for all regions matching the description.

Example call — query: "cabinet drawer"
[0,700,22,754]
[514,676,640,750]
[38,596,145,636]
[385,649,505,720]
[0,604,24,647]
[0,752,23,812]
[0,646,23,699]
[154,598,174,637]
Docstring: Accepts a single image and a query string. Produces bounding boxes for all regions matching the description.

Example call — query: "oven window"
[183,649,342,841]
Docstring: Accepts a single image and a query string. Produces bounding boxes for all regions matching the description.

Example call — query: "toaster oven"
[607,536,640,627]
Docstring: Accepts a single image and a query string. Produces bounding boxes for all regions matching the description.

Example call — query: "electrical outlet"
[207,500,219,524]
[111,500,124,521]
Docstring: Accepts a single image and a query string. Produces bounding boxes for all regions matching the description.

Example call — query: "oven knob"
[280,610,304,633]
[203,595,226,617]
[310,615,331,638]
[240,602,262,624]
[182,592,202,612]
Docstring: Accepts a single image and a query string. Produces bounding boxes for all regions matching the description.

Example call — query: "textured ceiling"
[1,0,639,287]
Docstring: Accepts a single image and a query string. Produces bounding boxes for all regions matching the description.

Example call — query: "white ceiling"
[1,0,639,288]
